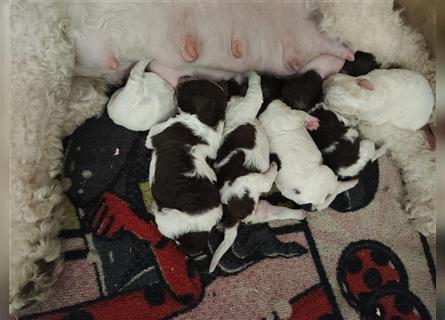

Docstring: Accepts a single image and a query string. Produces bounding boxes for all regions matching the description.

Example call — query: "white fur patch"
[107,61,176,131]
[259,100,352,211]
[154,206,223,239]
[322,142,339,154]
[220,167,276,207]
[209,225,238,272]
[182,115,223,181]
[343,128,359,142]
[183,144,217,182]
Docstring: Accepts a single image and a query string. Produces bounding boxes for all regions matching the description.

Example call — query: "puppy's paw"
[270,161,278,170]
[305,116,320,131]
[292,208,307,220]
[145,136,154,149]
[268,161,279,176]
[372,144,388,161]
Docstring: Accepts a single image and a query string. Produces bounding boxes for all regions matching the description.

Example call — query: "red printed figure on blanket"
[40,192,204,320]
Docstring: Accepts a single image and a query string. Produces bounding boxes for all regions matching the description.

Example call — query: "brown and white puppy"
[209,72,306,272]
[145,79,228,255]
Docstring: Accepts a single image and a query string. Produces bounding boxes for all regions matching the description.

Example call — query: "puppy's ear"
[193,94,227,127]
[356,78,374,90]
[335,179,358,195]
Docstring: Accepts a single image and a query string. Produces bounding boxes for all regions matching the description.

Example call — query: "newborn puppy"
[323,69,434,131]
[107,60,176,131]
[226,74,285,116]
[281,70,323,109]
[281,70,386,179]
[257,74,286,115]
[209,73,306,272]
[145,79,228,255]
[339,51,435,151]
[259,100,358,211]
[341,51,380,77]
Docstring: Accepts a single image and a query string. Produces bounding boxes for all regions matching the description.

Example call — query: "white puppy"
[259,100,358,211]
[323,69,434,130]
[209,73,306,272]
[107,60,176,131]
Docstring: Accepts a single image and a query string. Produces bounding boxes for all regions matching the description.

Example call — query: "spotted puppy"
[281,70,386,180]
[209,72,306,272]
[259,100,358,211]
[145,79,228,255]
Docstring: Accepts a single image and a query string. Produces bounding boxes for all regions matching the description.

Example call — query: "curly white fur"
[317,0,435,120]
[10,2,74,311]
[359,123,436,236]
[63,77,109,137]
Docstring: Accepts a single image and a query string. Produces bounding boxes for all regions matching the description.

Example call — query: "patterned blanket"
[14,108,436,320]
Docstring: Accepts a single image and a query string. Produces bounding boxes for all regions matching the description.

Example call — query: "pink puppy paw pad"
[305,117,319,131]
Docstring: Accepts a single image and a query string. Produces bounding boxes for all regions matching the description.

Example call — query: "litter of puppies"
[108,52,435,272]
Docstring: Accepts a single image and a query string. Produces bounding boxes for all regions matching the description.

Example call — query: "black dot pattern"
[346,255,362,274]
[363,268,382,290]
[394,294,413,315]
[371,249,390,266]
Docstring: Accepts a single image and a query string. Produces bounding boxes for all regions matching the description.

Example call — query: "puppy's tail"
[209,224,239,273]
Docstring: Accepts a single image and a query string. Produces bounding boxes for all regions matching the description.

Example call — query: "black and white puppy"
[281,70,386,180]
[145,79,228,255]
[209,72,306,272]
